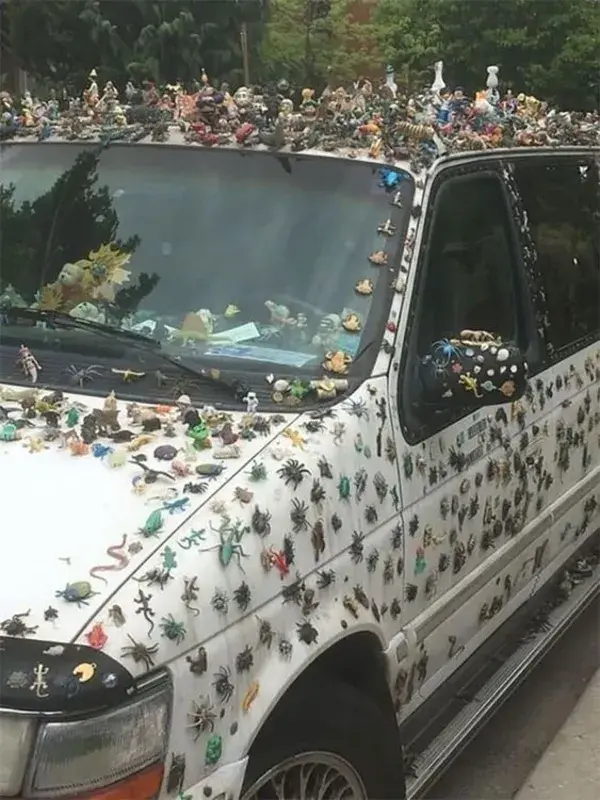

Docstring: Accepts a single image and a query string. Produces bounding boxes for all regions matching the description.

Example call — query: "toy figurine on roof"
[83,69,99,114]
[0,62,598,158]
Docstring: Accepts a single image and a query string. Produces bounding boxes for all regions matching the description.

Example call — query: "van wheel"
[241,677,406,800]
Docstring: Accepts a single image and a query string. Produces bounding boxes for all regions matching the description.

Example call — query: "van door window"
[402,170,527,441]
[512,157,600,354]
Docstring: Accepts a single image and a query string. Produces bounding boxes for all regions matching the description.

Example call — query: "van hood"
[0,384,297,649]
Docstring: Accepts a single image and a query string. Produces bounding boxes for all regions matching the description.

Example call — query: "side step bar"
[406,568,600,799]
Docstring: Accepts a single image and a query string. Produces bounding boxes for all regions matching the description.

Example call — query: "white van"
[0,115,599,800]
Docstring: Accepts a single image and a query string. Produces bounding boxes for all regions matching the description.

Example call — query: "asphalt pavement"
[425,597,599,799]
[516,667,600,800]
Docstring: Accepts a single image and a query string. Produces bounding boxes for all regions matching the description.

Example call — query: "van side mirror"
[419,330,528,409]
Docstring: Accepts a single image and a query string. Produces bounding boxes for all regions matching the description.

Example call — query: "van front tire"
[241,677,406,800]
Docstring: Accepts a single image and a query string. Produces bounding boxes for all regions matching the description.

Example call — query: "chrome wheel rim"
[242,751,367,800]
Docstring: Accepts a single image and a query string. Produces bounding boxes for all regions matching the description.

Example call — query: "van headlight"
[24,680,171,799]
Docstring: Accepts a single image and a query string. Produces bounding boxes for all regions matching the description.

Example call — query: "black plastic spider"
[405,583,418,601]
[277,459,311,489]
[390,523,404,549]
[365,505,378,524]
[211,589,229,614]
[233,581,252,612]
[121,635,159,672]
[343,398,370,420]
[212,666,234,703]
[382,557,394,584]
[251,506,272,537]
[349,531,365,563]
[64,363,103,387]
[282,534,295,565]
[282,574,304,605]
[290,498,309,532]
[366,548,380,573]
[303,418,325,434]
[310,479,326,505]
[373,472,388,502]
[390,598,402,618]
[353,585,369,608]
[257,617,274,648]
[252,416,272,435]
[317,456,333,479]
[354,468,368,501]
[316,569,336,589]
[188,696,217,739]
[296,620,319,645]
[235,645,254,673]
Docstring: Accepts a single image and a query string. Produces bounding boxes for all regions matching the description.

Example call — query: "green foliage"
[257,0,381,88]
[373,0,600,109]
[3,0,598,107]
[3,0,268,90]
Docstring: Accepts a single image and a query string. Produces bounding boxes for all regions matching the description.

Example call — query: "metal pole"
[240,22,250,86]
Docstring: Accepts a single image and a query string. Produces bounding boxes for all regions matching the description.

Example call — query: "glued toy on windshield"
[36,244,132,313]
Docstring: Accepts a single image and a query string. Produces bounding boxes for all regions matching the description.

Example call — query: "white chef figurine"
[431,60,446,96]
[243,392,259,414]
[385,65,398,99]
[486,66,500,105]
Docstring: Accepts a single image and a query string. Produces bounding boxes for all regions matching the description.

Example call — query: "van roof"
[2,77,599,177]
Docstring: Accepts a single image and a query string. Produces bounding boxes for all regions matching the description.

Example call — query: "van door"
[392,160,543,713]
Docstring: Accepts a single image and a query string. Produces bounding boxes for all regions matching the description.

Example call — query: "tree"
[0,149,140,302]
[373,0,600,110]
[2,0,269,91]
[258,0,381,89]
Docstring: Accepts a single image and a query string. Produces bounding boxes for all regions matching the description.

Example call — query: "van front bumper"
[180,757,248,800]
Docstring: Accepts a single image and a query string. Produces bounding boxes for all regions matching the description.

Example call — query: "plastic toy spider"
[277,458,311,489]
[212,666,234,703]
[430,338,463,366]
[343,398,370,420]
[64,363,104,387]
[159,614,186,644]
[121,635,159,671]
[188,695,216,740]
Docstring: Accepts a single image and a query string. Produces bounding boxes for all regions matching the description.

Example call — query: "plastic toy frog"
[355,278,373,295]
[323,350,352,375]
[342,313,361,333]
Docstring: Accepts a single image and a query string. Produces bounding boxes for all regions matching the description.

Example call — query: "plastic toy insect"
[121,635,159,671]
[55,581,98,607]
[212,666,234,703]
[188,696,217,739]
[64,363,103,387]
[205,517,250,570]
[159,614,186,643]
[0,610,38,637]
[186,646,208,675]
[277,458,311,489]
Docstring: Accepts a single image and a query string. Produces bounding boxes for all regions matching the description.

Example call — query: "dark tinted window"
[416,173,521,354]
[513,158,600,352]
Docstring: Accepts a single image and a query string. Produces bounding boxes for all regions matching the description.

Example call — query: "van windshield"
[0,142,413,376]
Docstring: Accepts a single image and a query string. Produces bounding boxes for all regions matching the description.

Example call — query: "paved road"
[425,597,599,800]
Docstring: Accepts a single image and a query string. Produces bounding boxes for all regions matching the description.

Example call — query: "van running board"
[405,569,600,799]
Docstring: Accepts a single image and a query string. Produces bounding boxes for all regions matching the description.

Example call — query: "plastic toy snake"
[89,534,130,585]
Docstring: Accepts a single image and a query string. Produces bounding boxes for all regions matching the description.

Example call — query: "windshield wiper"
[2,307,250,401]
